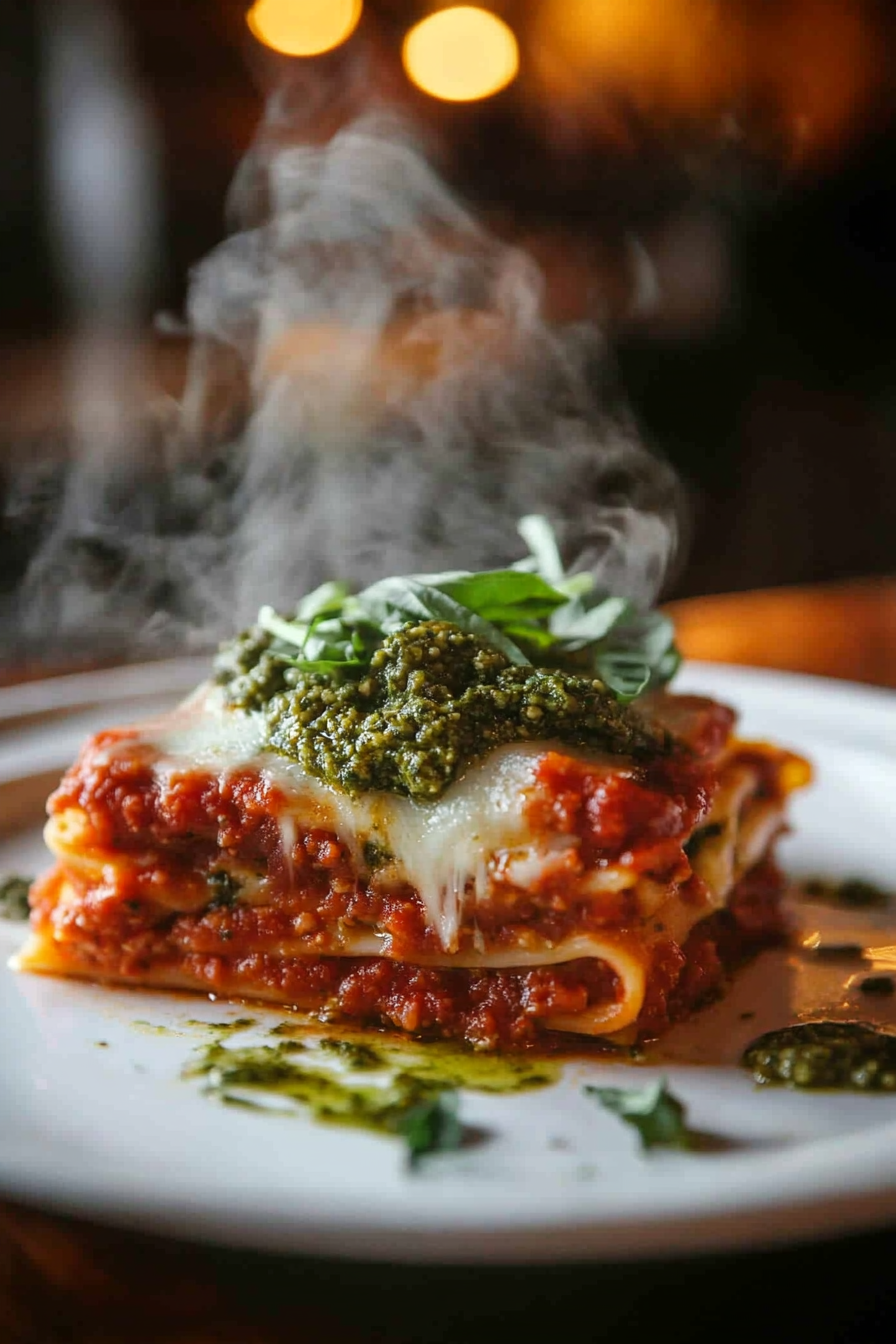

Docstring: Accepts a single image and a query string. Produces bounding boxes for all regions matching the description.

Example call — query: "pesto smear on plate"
[182,1024,560,1164]
[215,516,677,801]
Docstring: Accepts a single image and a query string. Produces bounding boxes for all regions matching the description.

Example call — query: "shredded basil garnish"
[252,516,678,704]
[583,1077,694,1150]
[397,1091,464,1168]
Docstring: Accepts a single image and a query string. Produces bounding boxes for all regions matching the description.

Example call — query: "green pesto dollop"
[742,1021,896,1091]
[216,618,669,801]
[0,875,32,921]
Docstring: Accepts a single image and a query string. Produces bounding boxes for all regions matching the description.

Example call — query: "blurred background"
[2,0,896,673]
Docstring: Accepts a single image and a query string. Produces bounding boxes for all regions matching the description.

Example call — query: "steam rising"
[15,113,682,661]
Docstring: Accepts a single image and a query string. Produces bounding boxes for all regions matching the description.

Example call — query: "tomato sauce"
[33,700,786,1050]
[30,858,785,1050]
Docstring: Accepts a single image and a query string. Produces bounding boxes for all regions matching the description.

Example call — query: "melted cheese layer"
[110,685,633,952]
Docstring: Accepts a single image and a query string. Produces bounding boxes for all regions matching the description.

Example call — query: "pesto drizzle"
[183,1029,559,1164]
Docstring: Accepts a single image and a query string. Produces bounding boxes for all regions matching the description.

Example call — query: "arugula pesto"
[215,517,676,801]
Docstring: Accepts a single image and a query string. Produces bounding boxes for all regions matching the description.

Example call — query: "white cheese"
[125,686,558,952]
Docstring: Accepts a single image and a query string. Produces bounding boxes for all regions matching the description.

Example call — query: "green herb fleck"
[837,879,889,907]
[362,841,393,872]
[319,1038,382,1070]
[398,1091,463,1168]
[799,877,890,909]
[0,875,32,921]
[583,1077,693,1150]
[185,1017,257,1035]
[220,1093,269,1111]
[207,871,241,908]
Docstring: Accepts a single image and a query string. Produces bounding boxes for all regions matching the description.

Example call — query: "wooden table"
[3,577,896,1344]
[667,576,896,691]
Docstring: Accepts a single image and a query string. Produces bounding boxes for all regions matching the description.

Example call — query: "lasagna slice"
[16,682,807,1050]
[15,526,810,1050]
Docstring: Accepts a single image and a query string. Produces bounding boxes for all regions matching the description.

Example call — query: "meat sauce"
[30,861,783,1049]
[32,696,785,1049]
[45,722,720,952]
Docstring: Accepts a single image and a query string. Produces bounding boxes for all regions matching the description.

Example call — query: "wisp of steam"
[13,111,682,663]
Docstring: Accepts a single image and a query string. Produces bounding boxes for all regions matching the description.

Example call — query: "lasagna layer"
[16,688,809,1049]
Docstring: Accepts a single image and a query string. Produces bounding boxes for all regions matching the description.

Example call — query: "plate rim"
[0,655,209,725]
[3,657,896,1263]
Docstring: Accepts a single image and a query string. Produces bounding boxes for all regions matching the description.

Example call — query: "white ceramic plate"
[3,659,896,1264]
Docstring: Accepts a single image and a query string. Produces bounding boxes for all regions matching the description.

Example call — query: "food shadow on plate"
[645,946,800,1068]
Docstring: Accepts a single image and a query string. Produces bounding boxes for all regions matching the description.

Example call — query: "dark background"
[3,0,896,668]
[3,8,896,1338]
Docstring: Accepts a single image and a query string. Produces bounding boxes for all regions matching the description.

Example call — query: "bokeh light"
[403,7,519,104]
[247,0,363,58]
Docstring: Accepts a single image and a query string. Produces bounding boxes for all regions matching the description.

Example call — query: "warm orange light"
[247,0,363,58]
[532,0,880,164]
[533,0,727,114]
[403,7,519,103]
